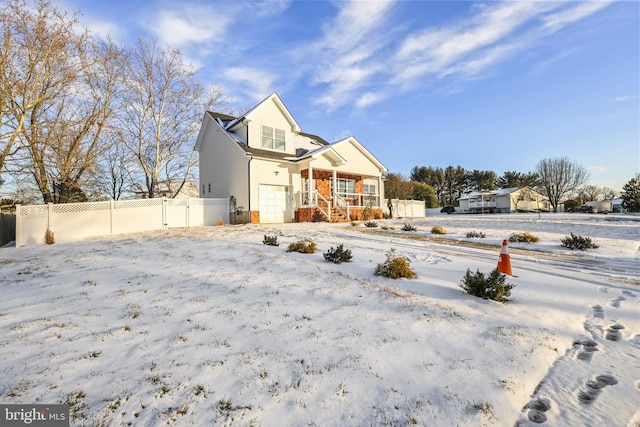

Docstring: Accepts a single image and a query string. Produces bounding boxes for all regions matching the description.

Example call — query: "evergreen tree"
[621,174,640,212]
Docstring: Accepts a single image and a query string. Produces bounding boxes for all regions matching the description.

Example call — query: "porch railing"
[315,192,331,221]
[333,193,350,220]
[302,191,380,209]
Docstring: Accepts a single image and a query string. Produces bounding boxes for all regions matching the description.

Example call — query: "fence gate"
[165,199,189,228]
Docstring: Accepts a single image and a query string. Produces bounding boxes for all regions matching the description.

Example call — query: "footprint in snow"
[573,338,599,362]
[605,323,625,342]
[621,290,637,298]
[608,295,625,308]
[591,304,605,319]
[577,374,617,405]
[524,397,551,424]
[598,287,608,293]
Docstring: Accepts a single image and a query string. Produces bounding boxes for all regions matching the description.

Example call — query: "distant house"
[458,187,550,214]
[194,93,387,224]
[133,181,199,199]
[587,198,625,213]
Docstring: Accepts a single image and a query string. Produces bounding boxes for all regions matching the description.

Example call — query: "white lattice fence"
[15,198,229,247]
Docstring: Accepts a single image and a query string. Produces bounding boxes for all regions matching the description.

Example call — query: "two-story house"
[194,93,387,224]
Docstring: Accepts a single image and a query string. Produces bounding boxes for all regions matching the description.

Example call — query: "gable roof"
[225,93,302,133]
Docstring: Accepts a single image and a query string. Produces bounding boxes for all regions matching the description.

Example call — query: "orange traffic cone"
[497,239,513,276]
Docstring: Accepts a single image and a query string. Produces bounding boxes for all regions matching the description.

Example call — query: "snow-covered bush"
[402,223,417,232]
[287,238,316,254]
[466,231,486,238]
[459,268,514,303]
[44,228,55,245]
[374,249,416,279]
[431,226,447,235]
[509,232,539,243]
[560,233,599,250]
[263,235,279,246]
[323,244,353,264]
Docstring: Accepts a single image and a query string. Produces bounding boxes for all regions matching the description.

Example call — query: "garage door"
[259,185,291,223]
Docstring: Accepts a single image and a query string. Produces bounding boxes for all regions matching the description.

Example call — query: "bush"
[323,244,353,264]
[560,233,599,250]
[431,226,447,235]
[374,249,416,279]
[402,223,417,232]
[459,268,514,303]
[350,221,359,227]
[466,231,486,238]
[217,217,224,226]
[44,228,55,245]
[509,232,539,243]
[263,235,279,246]
[287,238,316,253]
[364,220,378,228]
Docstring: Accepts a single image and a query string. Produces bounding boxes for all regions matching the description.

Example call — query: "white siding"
[246,100,297,155]
[197,116,249,208]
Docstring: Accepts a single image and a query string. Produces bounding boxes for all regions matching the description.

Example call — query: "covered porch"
[295,167,383,222]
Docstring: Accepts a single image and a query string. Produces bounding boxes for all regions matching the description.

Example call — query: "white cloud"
[223,67,277,102]
[309,0,395,111]
[393,2,556,86]
[611,95,636,102]
[541,1,612,34]
[147,5,231,47]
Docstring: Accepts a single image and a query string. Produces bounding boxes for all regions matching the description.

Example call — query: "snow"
[1,213,638,426]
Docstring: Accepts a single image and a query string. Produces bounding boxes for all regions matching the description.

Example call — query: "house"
[194,93,387,224]
[458,187,550,214]
[133,181,200,199]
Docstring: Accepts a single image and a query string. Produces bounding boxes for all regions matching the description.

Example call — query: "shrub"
[560,233,599,250]
[44,228,55,245]
[350,221,359,227]
[402,223,417,232]
[431,226,447,235]
[217,217,224,226]
[509,232,539,243]
[459,268,515,303]
[323,244,353,264]
[263,235,279,246]
[374,249,417,279]
[466,231,486,238]
[364,220,378,228]
[287,238,316,254]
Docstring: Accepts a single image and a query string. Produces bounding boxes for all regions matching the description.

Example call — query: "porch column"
[378,175,383,207]
[308,163,313,204]
[332,170,337,201]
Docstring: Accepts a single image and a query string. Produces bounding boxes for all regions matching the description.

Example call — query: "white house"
[194,93,387,224]
[458,187,550,214]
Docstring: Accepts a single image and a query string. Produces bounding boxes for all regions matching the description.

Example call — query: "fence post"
[162,197,167,229]
[110,200,114,235]
[186,198,190,228]
[47,202,53,231]
[15,205,21,247]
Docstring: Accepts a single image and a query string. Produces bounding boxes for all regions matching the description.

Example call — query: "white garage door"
[259,185,291,223]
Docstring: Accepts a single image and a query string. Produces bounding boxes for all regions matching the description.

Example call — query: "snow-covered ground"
[1,213,638,426]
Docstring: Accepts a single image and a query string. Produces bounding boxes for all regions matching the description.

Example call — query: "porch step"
[330,208,348,223]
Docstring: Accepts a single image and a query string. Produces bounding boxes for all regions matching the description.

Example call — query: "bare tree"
[0,0,119,203]
[534,157,590,212]
[121,38,229,199]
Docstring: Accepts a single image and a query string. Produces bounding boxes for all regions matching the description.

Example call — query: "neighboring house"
[586,199,625,213]
[458,187,550,214]
[195,93,387,224]
[133,181,200,199]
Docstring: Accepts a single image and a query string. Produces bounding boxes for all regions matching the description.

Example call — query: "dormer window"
[262,125,286,151]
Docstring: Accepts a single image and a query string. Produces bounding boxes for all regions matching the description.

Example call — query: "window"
[331,179,356,197]
[261,126,286,151]
[201,184,205,195]
[364,183,376,195]
[208,182,211,193]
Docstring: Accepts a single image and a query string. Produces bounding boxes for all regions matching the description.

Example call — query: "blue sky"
[56,0,638,191]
